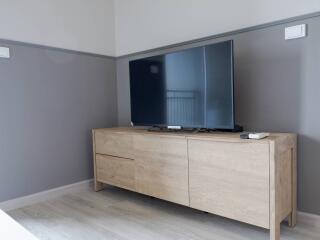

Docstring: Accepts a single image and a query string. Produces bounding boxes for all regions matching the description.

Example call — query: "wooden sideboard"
[92,127,297,240]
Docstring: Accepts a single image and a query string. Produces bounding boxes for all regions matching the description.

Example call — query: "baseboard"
[297,211,320,226]
[0,179,93,212]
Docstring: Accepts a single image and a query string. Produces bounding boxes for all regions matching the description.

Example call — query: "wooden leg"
[288,210,297,227]
[270,222,280,240]
[270,141,280,240]
[94,180,104,192]
[289,145,297,228]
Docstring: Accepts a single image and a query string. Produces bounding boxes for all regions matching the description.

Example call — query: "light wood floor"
[7,187,320,240]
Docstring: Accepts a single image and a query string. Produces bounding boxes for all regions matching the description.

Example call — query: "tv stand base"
[92,127,297,240]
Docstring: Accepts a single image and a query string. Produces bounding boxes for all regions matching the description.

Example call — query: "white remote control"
[240,132,270,140]
[248,132,270,139]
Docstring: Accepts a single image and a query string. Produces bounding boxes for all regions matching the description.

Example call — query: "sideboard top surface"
[93,127,296,144]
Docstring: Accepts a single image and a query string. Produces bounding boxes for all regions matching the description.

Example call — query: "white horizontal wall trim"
[0,179,93,212]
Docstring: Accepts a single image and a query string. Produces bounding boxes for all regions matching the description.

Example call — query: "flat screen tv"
[129,40,235,130]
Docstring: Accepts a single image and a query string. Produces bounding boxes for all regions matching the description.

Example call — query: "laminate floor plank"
[7,187,320,240]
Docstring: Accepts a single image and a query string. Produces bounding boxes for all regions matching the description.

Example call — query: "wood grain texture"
[94,127,286,143]
[188,139,270,228]
[134,134,189,206]
[92,127,297,240]
[270,140,280,240]
[94,129,134,159]
[269,134,297,240]
[7,187,317,240]
[289,136,298,228]
[92,130,104,192]
[279,149,293,221]
[96,154,135,191]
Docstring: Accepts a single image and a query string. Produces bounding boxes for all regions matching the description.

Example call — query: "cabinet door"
[134,135,189,206]
[188,140,270,228]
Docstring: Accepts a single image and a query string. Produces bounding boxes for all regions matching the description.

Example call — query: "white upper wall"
[1,1,320,56]
[114,0,320,56]
[0,0,115,56]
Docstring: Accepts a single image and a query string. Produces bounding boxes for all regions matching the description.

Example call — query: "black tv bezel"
[129,39,235,131]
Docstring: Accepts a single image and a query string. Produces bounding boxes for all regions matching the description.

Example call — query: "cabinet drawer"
[94,131,133,159]
[96,154,135,191]
[188,140,270,228]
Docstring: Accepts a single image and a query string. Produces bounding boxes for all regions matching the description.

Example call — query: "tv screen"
[129,40,234,130]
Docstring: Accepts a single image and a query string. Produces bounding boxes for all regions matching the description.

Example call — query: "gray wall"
[116,15,320,215]
[1,13,319,216]
[0,40,117,202]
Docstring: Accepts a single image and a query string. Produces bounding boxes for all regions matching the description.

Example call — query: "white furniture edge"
[0,179,93,212]
[0,209,38,239]
[0,179,319,230]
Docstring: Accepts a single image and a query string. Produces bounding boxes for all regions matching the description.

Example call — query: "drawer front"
[94,131,133,159]
[96,154,135,191]
[134,135,189,206]
[188,140,270,228]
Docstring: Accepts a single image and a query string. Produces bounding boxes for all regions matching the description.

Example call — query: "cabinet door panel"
[134,135,189,206]
[189,140,270,228]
